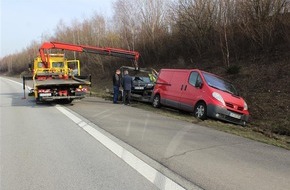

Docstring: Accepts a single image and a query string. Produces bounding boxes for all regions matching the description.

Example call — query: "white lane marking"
[56,105,189,190]
[56,106,82,124]
[0,77,32,90]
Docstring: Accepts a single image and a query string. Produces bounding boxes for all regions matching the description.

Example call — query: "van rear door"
[179,70,203,112]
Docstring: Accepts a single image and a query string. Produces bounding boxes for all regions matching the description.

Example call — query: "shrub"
[226,65,241,75]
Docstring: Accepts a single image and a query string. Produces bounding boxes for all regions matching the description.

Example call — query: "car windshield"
[202,72,239,96]
[133,76,151,83]
[140,77,151,83]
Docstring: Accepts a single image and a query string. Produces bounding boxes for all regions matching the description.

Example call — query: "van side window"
[189,72,199,86]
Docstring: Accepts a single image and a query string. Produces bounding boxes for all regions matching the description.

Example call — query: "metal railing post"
[22,76,26,99]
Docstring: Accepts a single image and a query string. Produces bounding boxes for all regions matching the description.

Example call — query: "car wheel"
[152,94,161,108]
[194,102,207,120]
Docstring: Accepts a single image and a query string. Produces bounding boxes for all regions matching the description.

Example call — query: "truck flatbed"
[34,77,90,87]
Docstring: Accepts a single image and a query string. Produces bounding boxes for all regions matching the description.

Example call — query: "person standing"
[122,70,133,105]
[112,69,121,104]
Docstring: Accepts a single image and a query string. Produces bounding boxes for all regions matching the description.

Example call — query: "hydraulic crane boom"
[39,41,140,69]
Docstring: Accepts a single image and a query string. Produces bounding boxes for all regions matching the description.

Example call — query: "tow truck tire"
[35,97,42,104]
[64,99,73,104]
[152,94,161,108]
[36,99,41,104]
[57,99,73,104]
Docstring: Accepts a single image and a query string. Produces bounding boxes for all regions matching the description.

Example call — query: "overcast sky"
[0,0,116,58]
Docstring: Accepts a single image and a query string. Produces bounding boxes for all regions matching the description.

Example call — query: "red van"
[152,69,249,125]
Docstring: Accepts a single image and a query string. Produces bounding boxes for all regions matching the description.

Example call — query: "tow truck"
[23,41,140,104]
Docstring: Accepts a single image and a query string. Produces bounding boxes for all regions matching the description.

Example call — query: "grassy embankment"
[89,56,290,150]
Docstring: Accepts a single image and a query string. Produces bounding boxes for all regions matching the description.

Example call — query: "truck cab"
[33,54,80,78]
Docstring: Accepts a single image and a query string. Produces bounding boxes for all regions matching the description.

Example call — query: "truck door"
[179,71,203,112]
[67,60,80,76]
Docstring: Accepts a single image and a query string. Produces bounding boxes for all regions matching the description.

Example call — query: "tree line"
[1,0,289,75]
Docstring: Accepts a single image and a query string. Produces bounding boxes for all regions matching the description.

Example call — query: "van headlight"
[244,102,248,110]
[212,92,225,106]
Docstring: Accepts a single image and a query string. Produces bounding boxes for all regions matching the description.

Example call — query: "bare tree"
[135,0,171,62]
[217,0,234,67]
[113,0,140,50]
[137,0,169,41]
[237,0,288,50]
[174,0,219,57]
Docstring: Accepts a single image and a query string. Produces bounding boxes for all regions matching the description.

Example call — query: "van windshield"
[202,72,239,96]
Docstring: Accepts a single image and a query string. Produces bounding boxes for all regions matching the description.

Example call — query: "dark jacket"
[113,74,120,87]
[122,74,133,91]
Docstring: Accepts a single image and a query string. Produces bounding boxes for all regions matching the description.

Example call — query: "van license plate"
[229,112,241,119]
[135,87,144,90]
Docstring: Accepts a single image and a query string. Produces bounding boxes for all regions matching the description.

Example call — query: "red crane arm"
[39,41,140,69]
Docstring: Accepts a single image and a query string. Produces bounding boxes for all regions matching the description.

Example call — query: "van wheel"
[152,94,161,108]
[194,102,207,120]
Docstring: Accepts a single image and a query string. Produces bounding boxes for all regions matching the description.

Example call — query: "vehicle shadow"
[0,92,56,108]
[78,97,115,105]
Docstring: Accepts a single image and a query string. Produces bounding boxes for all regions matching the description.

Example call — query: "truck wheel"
[63,99,73,104]
[57,99,72,104]
[36,99,41,104]
[194,102,207,120]
[35,97,42,104]
[152,94,161,108]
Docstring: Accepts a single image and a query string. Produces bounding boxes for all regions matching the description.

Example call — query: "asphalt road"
[66,98,290,190]
[0,77,158,190]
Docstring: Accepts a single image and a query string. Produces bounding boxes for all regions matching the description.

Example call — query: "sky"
[0,0,116,58]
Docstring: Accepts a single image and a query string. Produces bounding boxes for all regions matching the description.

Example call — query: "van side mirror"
[196,81,203,89]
